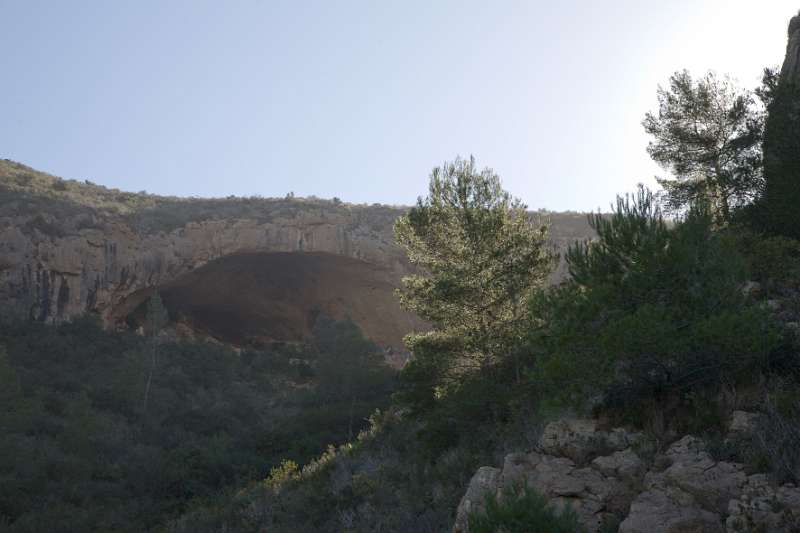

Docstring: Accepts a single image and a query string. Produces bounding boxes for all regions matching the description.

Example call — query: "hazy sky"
[1,1,797,211]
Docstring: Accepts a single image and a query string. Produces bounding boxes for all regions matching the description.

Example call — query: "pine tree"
[394,157,554,405]
[643,70,764,222]
[763,78,800,240]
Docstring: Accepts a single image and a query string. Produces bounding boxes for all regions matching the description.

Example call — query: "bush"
[468,484,586,533]
[754,386,800,484]
[763,81,800,240]
[0,317,395,532]
[265,459,300,488]
[734,231,800,292]
[530,188,782,420]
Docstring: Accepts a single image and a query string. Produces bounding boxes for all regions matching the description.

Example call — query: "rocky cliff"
[0,160,593,352]
[780,11,800,83]
[0,160,421,348]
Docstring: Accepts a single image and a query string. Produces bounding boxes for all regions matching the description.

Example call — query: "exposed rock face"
[726,474,800,532]
[0,161,418,350]
[781,11,800,83]
[454,414,800,533]
[0,160,595,352]
[451,467,502,533]
[3,214,409,323]
[539,418,643,464]
[621,487,722,533]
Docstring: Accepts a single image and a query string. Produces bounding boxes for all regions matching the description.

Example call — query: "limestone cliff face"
[0,161,416,348]
[781,11,800,83]
[0,160,593,350]
[2,211,408,322]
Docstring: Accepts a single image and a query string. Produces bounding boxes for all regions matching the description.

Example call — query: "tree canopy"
[643,70,765,222]
[394,157,554,406]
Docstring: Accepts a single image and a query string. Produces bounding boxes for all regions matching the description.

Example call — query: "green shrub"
[265,459,300,488]
[734,231,800,292]
[763,81,800,240]
[530,188,782,419]
[468,484,586,533]
[0,317,395,532]
[754,385,800,484]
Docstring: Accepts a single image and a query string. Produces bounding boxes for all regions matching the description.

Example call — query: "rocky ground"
[454,415,800,533]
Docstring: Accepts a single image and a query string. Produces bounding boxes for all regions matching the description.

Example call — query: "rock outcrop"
[454,414,800,533]
[0,160,595,351]
[0,160,419,349]
[781,11,800,83]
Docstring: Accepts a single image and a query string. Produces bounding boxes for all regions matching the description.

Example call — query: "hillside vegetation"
[0,159,407,236]
[0,158,592,241]
[0,314,395,533]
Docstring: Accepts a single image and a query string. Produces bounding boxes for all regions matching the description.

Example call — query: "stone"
[725,475,800,532]
[727,411,759,436]
[539,419,642,464]
[781,11,800,83]
[591,448,645,483]
[497,450,637,532]
[619,487,723,533]
[741,281,762,299]
[456,418,796,533]
[661,436,747,514]
[452,467,501,533]
[500,452,542,488]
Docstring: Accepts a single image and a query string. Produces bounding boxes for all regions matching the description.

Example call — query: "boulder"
[539,419,642,464]
[726,474,800,532]
[591,448,645,483]
[661,436,748,514]
[501,452,633,532]
[727,411,760,436]
[620,486,723,533]
[454,420,797,533]
[452,466,501,533]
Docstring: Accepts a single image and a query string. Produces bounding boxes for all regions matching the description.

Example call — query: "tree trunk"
[711,167,730,224]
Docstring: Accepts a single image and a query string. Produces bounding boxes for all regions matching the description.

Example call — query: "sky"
[1,1,797,212]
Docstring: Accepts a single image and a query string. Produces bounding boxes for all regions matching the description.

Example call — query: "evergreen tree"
[531,187,780,412]
[394,157,553,405]
[763,75,800,240]
[643,70,764,222]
